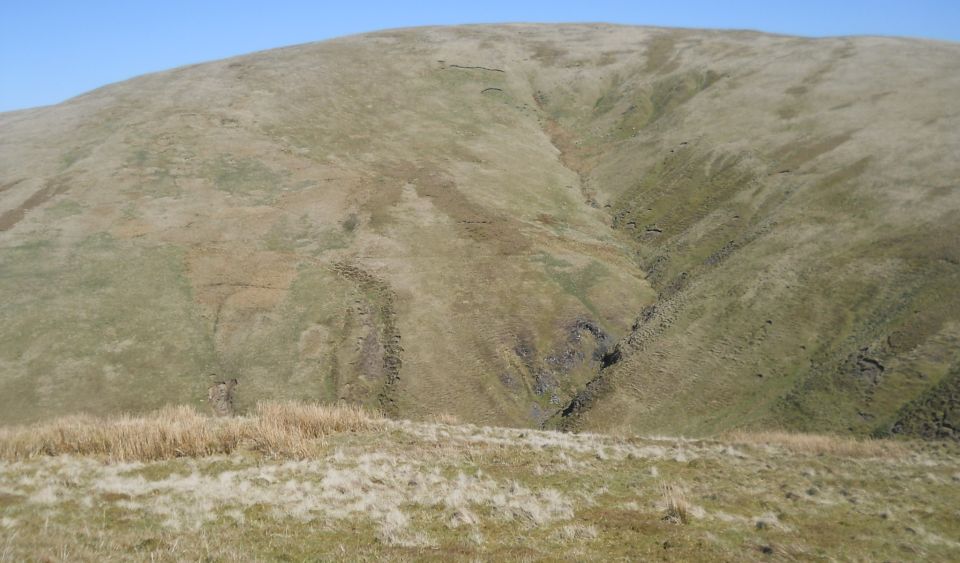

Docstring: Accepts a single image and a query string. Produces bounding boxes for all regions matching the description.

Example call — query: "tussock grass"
[555,523,598,541]
[0,402,383,462]
[659,482,690,524]
[429,413,460,425]
[726,430,908,458]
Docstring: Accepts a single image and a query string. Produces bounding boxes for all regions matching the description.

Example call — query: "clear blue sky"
[2,1,958,112]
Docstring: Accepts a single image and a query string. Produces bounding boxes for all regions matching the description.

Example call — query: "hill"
[1,24,958,438]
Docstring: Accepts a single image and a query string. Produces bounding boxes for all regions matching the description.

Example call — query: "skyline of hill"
[1,24,958,440]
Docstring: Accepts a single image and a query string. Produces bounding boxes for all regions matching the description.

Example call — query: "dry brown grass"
[659,482,690,524]
[726,430,908,458]
[0,402,383,462]
[429,412,460,425]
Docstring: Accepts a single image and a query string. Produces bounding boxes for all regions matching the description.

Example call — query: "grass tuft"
[0,402,383,462]
[429,412,460,425]
[659,482,690,524]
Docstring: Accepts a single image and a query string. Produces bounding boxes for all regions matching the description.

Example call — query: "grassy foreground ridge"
[1,402,958,561]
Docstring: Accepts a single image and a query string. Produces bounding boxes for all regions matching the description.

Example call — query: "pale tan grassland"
[725,429,909,458]
[0,402,958,561]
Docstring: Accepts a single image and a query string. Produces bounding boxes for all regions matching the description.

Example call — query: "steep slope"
[534,29,960,437]
[0,25,958,437]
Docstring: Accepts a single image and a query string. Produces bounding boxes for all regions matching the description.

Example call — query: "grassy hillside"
[532,30,960,437]
[1,403,958,561]
[0,25,958,438]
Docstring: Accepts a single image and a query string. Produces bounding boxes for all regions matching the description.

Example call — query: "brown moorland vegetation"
[0,402,382,462]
